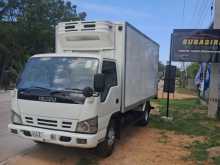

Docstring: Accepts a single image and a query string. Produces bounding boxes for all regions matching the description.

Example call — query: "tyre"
[33,140,45,145]
[96,120,116,157]
[137,109,150,126]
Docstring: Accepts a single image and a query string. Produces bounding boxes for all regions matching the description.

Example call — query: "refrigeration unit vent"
[56,21,115,51]
[64,21,97,32]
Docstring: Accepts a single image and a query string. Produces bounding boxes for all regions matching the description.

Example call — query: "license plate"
[31,131,42,138]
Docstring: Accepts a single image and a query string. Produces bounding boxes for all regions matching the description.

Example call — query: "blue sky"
[73,0,214,63]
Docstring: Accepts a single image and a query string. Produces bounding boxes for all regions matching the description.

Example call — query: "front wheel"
[33,140,45,145]
[96,120,116,157]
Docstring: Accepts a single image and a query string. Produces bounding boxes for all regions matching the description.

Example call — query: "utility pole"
[208,0,220,118]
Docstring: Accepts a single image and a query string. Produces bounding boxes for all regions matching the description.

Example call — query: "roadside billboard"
[171,29,220,62]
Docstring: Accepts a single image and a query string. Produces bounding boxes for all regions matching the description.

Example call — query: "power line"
[198,0,214,27]
[200,0,213,27]
[196,0,208,27]
[182,0,186,27]
[191,0,204,26]
[200,0,212,26]
[197,0,210,26]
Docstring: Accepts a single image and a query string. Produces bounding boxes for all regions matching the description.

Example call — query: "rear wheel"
[137,109,150,126]
[96,120,116,157]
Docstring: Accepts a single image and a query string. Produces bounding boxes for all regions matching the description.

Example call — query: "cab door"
[98,60,121,130]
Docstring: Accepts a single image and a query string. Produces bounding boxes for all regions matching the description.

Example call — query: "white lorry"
[8,21,159,157]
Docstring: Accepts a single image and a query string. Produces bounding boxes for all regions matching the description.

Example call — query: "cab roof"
[31,53,100,59]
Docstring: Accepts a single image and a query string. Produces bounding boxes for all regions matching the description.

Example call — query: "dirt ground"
[100,128,205,165]
[158,90,197,100]
[157,80,197,100]
[4,127,204,165]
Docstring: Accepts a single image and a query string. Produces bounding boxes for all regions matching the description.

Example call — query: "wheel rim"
[145,111,149,121]
[107,126,115,146]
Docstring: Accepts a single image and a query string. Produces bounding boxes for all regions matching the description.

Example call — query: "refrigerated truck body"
[8,21,159,156]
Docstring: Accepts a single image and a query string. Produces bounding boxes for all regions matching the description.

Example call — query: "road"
[0,91,34,163]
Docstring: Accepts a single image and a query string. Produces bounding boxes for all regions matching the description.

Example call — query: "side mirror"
[94,73,105,92]
[83,87,93,97]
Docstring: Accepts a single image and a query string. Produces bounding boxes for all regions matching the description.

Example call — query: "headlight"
[11,111,22,124]
[76,116,98,134]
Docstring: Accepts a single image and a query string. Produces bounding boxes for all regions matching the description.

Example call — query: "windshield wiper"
[50,88,83,96]
[64,88,83,94]
[20,86,51,91]
[64,88,83,91]
[31,86,50,90]
[49,90,84,104]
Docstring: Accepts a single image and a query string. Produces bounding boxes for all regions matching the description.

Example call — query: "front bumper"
[8,124,106,148]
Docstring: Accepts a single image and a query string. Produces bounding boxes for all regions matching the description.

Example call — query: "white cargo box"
[122,23,159,111]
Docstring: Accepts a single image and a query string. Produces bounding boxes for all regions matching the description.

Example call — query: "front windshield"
[17,57,99,90]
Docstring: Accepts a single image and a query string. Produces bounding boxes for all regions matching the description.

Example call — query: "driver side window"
[101,61,117,102]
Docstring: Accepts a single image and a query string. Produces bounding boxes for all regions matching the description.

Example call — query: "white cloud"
[77,2,152,19]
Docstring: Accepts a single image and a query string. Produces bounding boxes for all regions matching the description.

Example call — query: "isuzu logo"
[38,96,56,102]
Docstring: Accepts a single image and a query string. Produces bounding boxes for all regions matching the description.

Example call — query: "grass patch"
[190,141,209,161]
[150,98,210,136]
[150,98,220,163]
[213,156,220,165]
[189,129,220,163]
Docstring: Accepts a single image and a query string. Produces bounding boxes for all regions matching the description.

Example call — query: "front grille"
[23,115,75,131]
[25,116,33,124]
[62,121,72,128]
[37,118,58,127]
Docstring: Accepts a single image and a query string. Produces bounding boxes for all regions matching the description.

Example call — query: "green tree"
[0,0,86,89]
[16,0,86,54]
[186,63,199,79]
[158,61,165,73]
